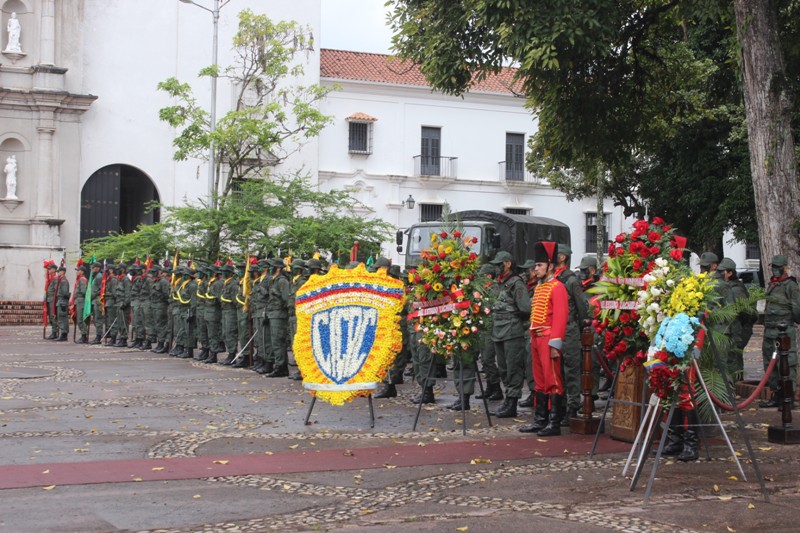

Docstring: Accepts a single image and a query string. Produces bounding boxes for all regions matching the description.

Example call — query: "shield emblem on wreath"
[293,264,405,405]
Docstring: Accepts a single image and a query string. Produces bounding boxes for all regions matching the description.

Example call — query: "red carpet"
[0,434,629,490]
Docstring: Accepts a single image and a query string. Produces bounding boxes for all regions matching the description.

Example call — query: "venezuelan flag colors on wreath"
[293,264,406,405]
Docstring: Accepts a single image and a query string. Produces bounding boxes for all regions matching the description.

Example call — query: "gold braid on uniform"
[530,279,556,326]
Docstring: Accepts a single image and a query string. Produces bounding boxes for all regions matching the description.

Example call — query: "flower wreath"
[293,264,405,405]
[588,217,687,370]
[407,230,490,361]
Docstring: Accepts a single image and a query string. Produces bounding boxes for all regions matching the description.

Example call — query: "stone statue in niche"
[5,12,21,53]
[4,154,18,199]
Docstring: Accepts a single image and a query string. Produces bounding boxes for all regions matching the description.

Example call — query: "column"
[40,0,56,66]
[35,125,55,218]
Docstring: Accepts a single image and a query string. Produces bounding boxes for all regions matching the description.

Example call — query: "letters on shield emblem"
[293,264,405,405]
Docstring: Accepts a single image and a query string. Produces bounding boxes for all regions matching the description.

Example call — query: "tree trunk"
[734,0,800,270]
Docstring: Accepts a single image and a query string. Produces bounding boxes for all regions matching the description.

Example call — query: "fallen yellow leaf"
[193,494,201,499]
[728,476,738,481]
[383,464,397,469]
[1,397,14,400]
[42,485,56,490]
[747,503,755,509]
[713,484,720,493]
[726,525,735,531]
[473,423,481,427]
[456,527,469,532]
[241,381,248,385]
[470,458,492,464]
[391,439,406,444]
[212,460,229,465]
[264,451,274,455]
[42,469,49,474]
[152,467,165,471]
[719,496,733,501]
[417,442,426,447]
[132,477,143,482]
[343,450,354,456]
[288,444,299,449]
[758,447,772,452]
[536,438,547,442]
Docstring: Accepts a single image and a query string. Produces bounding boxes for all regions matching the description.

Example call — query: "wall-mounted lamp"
[405,194,416,210]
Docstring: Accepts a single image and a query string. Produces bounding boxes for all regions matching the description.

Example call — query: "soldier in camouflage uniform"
[759,255,800,408]
[174,267,198,358]
[474,264,503,402]
[266,258,291,377]
[89,262,105,344]
[139,265,158,351]
[113,263,131,347]
[73,265,90,344]
[54,266,71,341]
[150,267,171,353]
[218,264,239,365]
[233,262,251,368]
[129,265,145,348]
[489,251,531,418]
[103,264,119,346]
[375,262,409,398]
[193,266,210,360]
[252,260,272,374]
[44,262,59,339]
[555,244,588,425]
[202,265,224,364]
[716,258,751,382]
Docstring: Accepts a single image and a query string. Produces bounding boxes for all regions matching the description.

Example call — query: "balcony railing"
[413,155,458,178]
[498,161,542,183]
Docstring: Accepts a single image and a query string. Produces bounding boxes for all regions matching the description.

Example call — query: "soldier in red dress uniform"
[519,241,569,436]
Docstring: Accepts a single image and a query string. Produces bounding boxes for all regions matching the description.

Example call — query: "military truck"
[397,210,571,270]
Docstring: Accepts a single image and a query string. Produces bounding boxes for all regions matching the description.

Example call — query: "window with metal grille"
[745,240,761,260]
[505,133,525,180]
[504,207,529,216]
[585,212,608,254]
[419,203,443,222]
[348,122,371,154]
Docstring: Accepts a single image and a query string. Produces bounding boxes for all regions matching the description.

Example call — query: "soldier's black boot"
[203,352,218,364]
[105,335,116,347]
[562,401,577,427]
[129,339,140,348]
[537,394,562,436]
[90,335,102,345]
[138,340,151,351]
[413,386,435,404]
[519,392,549,433]
[219,353,234,365]
[154,342,168,354]
[518,393,534,408]
[231,356,248,368]
[288,371,302,381]
[169,344,180,356]
[660,410,685,456]
[374,383,397,399]
[194,348,208,361]
[179,348,193,359]
[446,394,470,411]
[677,409,700,461]
[259,362,274,374]
[57,332,68,342]
[267,364,289,378]
[114,338,126,348]
[75,334,88,344]
[476,382,503,401]
[46,332,57,340]
[493,397,518,418]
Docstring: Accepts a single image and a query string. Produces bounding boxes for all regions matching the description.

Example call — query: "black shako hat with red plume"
[533,241,558,264]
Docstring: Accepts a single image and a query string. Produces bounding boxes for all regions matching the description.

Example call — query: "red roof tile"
[345,112,378,122]
[320,49,521,96]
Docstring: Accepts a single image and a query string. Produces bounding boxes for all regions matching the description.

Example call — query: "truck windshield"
[408,225,482,254]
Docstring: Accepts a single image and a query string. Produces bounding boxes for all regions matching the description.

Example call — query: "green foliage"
[387,0,782,246]
[83,174,393,264]
[158,9,335,196]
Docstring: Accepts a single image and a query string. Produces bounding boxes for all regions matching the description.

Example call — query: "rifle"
[232,327,258,365]
[99,316,118,344]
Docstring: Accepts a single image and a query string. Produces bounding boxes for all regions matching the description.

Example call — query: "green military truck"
[397,210,571,270]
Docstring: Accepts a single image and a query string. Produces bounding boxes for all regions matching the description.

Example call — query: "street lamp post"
[178,0,230,209]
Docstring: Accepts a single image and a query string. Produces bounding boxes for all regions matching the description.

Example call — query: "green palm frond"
[694,366,732,423]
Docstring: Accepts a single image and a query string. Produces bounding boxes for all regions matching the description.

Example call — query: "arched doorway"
[80,164,160,243]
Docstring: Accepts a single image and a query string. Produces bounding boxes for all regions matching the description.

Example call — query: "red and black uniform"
[530,275,569,395]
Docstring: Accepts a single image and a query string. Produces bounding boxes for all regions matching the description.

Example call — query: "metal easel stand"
[590,354,649,458]
[302,383,377,429]
[412,355,493,435]
[623,352,767,507]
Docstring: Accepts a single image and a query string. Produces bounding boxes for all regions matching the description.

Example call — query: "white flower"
[655,258,668,268]
[643,274,656,284]
[462,278,470,286]
[647,303,660,313]
[666,279,675,287]
[645,316,656,326]
[650,287,662,297]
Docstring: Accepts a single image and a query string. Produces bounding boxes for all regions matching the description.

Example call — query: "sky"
[320,0,395,54]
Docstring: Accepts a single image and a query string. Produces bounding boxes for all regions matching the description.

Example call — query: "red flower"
[619,313,631,323]
[414,274,421,283]
[623,326,634,337]
[616,247,625,256]
[633,219,650,232]
[649,246,660,255]
[468,252,477,260]
[432,264,441,272]
[440,232,448,238]
[639,248,651,259]
[632,259,643,272]
[608,243,616,257]
[615,340,629,353]
[662,224,671,232]
[652,216,664,225]
[647,231,661,243]
[453,231,461,238]
[615,233,626,243]
[670,248,683,261]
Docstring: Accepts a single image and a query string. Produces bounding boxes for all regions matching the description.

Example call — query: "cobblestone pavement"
[1,325,800,533]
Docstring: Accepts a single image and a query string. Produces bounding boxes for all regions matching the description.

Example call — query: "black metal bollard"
[768,322,800,444]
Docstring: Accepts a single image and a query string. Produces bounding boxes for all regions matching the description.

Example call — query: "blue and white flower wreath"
[654,312,701,358]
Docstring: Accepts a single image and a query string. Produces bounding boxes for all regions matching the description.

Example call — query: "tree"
[733,0,800,267]
[388,1,796,257]
[158,9,335,198]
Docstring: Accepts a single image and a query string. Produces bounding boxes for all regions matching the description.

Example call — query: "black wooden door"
[80,165,121,242]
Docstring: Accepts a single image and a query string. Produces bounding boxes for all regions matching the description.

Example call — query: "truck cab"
[398,210,571,270]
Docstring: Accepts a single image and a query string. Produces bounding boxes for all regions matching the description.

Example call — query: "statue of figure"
[4,155,18,199]
[5,12,21,53]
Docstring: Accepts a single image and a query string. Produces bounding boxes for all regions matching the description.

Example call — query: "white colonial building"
[0,1,750,308]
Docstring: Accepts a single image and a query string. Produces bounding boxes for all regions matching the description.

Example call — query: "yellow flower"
[432,282,443,292]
